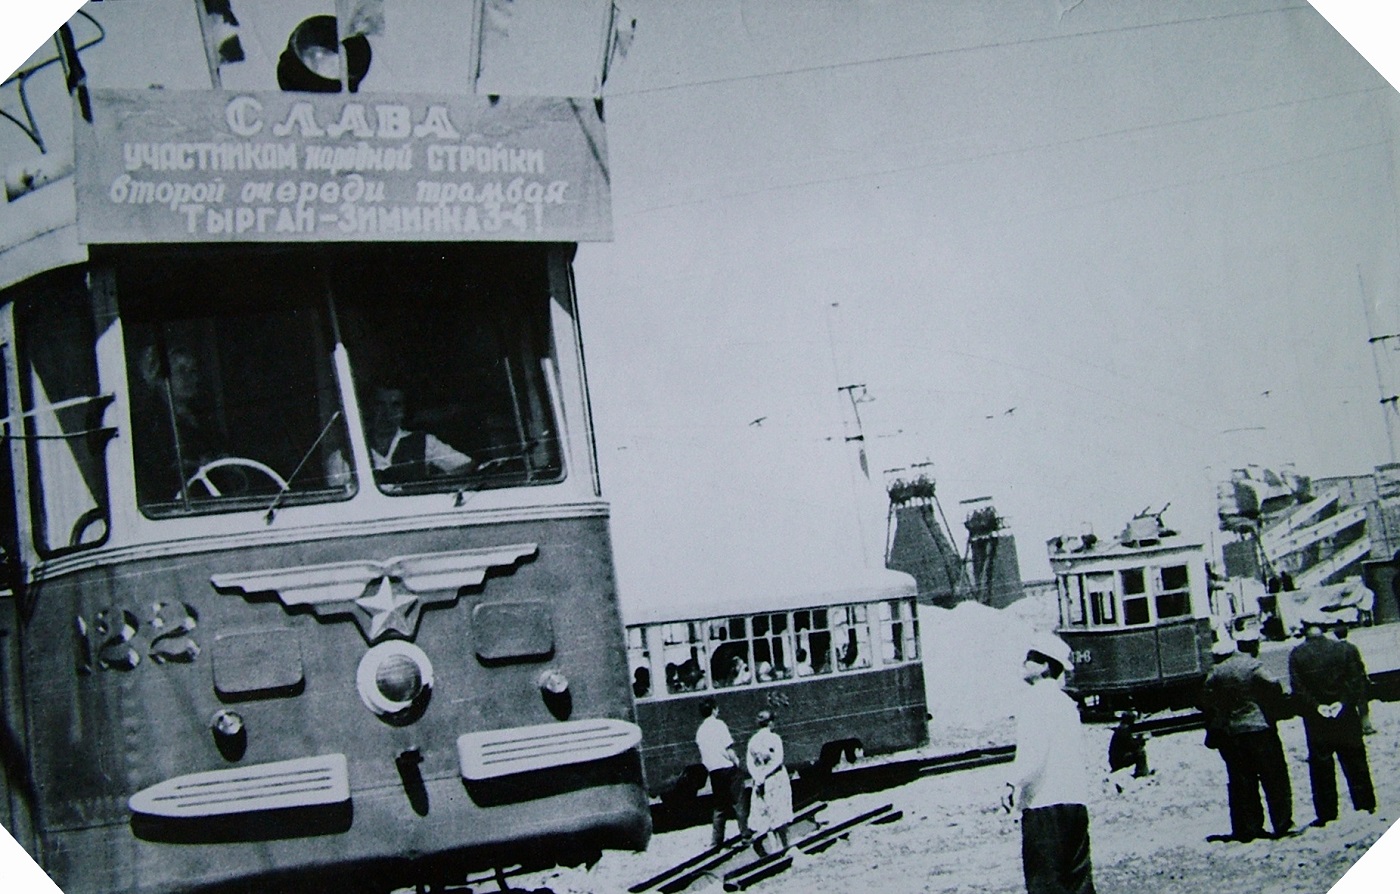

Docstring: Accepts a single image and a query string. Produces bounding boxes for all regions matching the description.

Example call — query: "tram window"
[1155,564,1192,618]
[1121,568,1145,595]
[879,599,920,663]
[751,613,791,682]
[1060,576,1086,627]
[833,604,873,671]
[116,252,354,517]
[627,627,651,699]
[709,617,751,688]
[14,274,111,555]
[1113,568,1146,625]
[1091,590,1117,625]
[1122,598,1150,625]
[793,608,833,676]
[662,621,707,694]
[1085,572,1116,626]
[333,245,563,495]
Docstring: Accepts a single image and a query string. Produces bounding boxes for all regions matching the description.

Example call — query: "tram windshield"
[332,244,563,496]
[119,252,352,516]
[116,244,564,518]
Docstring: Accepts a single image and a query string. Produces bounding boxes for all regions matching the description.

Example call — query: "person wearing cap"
[1001,632,1095,894]
[1198,631,1294,842]
[695,698,750,846]
[1289,617,1376,826]
[745,709,793,855]
[1106,709,1150,792]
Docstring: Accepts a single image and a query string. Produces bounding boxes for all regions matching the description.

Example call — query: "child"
[1107,710,1151,793]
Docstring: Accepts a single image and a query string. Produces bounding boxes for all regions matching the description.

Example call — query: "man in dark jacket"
[1289,618,1376,826]
[1200,631,1293,841]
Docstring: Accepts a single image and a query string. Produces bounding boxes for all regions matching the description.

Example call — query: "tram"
[1049,509,1215,715]
[626,568,927,802]
[0,4,648,893]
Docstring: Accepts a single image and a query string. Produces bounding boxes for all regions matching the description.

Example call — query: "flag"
[202,0,244,65]
[336,0,386,39]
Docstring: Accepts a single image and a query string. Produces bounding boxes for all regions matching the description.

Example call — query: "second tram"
[625,568,928,801]
[1049,510,1215,714]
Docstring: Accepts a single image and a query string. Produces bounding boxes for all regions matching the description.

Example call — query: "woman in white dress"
[746,710,793,854]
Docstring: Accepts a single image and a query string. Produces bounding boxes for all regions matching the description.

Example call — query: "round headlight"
[376,653,423,703]
[357,641,434,718]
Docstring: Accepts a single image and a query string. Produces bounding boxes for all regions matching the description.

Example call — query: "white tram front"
[0,4,650,892]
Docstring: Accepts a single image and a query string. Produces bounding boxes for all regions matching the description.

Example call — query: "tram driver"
[364,384,475,485]
[131,344,227,503]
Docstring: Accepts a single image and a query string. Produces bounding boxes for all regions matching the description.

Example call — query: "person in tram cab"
[793,647,813,677]
[632,666,651,699]
[729,655,752,686]
[754,660,774,683]
[364,383,474,485]
[131,344,228,502]
[668,657,704,693]
[836,629,862,669]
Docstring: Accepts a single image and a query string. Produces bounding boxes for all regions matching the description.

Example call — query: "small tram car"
[1049,511,1215,714]
[625,568,927,801]
[0,5,649,893]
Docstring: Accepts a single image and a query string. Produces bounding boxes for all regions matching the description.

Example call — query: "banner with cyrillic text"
[74,89,611,243]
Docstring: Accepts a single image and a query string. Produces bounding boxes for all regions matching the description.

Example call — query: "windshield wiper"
[264,410,342,524]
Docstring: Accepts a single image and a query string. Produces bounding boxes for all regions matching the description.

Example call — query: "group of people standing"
[692,619,1378,894]
[1199,619,1376,843]
[695,699,795,855]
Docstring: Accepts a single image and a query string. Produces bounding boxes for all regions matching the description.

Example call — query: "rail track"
[628,709,1213,893]
[628,801,904,894]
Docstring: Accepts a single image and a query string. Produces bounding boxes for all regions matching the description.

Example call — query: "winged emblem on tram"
[211,543,539,644]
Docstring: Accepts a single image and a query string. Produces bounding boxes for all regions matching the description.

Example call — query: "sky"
[4,3,1400,892]
[569,1,1400,596]
[2,1,1396,587]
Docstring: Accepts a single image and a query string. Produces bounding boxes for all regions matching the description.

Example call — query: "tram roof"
[621,565,918,627]
[1047,536,1206,574]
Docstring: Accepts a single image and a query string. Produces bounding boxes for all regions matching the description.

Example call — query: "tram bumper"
[456,717,642,780]
[101,723,650,894]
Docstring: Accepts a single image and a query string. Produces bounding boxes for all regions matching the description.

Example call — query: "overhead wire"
[605,5,1315,99]
[617,83,1390,219]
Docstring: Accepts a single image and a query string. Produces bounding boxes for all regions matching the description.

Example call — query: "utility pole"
[1360,268,1400,462]
[837,383,870,470]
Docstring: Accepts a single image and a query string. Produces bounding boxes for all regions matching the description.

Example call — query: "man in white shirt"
[366,385,472,484]
[695,698,749,846]
[1001,633,1096,894]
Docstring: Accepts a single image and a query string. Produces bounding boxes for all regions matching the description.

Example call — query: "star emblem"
[355,578,418,641]
[210,543,539,645]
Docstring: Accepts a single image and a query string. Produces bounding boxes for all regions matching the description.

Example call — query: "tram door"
[0,335,34,853]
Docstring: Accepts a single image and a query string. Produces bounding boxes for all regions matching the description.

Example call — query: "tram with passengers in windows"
[1049,508,1216,715]
[0,4,648,893]
[626,568,927,802]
